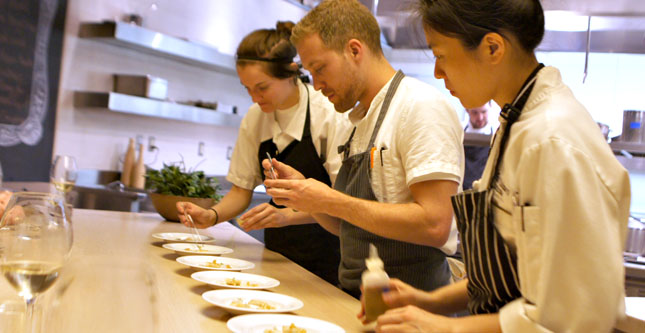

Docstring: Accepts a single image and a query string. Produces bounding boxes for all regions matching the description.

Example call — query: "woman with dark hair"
[177,21,347,285]
[373,0,630,332]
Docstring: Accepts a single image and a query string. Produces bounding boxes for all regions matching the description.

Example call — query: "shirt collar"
[270,80,308,142]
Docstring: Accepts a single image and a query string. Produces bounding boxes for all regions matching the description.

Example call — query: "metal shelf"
[464,132,492,147]
[79,21,236,75]
[610,141,645,156]
[73,91,242,127]
[464,132,645,157]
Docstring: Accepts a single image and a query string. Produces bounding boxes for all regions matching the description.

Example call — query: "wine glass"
[50,155,78,197]
[0,192,73,333]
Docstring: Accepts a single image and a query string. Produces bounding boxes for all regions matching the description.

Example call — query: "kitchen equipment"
[113,74,168,100]
[626,216,645,255]
[621,110,645,143]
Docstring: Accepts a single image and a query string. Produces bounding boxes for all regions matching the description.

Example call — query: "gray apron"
[451,64,544,314]
[334,71,450,298]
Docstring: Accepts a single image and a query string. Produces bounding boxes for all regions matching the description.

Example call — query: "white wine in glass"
[0,192,73,333]
[50,155,78,195]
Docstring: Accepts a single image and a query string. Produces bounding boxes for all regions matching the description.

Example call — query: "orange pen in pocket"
[370,147,376,169]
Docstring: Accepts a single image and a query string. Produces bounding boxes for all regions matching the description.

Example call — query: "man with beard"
[262,0,464,301]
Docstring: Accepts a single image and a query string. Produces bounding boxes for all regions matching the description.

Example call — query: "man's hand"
[264,178,336,214]
[261,158,305,180]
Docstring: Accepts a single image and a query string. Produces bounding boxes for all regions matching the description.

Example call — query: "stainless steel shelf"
[79,21,236,75]
[464,132,492,147]
[73,91,242,127]
[610,141,645,156]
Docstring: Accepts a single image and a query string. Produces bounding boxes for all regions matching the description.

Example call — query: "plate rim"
[226,313,345,333]
[191,270,280,289]
[162,242,233,255]
[176,255,255,271]
[152,232,215,243]
[202,289,303,314]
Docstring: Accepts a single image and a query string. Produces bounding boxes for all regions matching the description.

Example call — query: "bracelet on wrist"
[209,208,219,226]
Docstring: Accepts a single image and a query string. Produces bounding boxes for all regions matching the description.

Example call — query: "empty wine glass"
[0,192,73,333]
[50,155,78,196]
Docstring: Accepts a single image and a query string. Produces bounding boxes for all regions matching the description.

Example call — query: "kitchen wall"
[52,0,308,176]
[391,50,645,132]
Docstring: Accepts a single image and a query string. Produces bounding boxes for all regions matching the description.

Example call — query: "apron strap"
[487,63,544,189]
[336,70,406,160]
[367,70,405,148]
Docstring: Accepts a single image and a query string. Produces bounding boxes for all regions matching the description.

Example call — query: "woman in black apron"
[178,21,341,285]
[374,0,629,332]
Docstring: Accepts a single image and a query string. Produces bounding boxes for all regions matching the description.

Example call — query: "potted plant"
[145,163,221,222]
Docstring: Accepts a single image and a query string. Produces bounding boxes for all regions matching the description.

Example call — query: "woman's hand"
[176,201,215,229]
[376,305,455,333]
[381,279,428,309]
[237,203,289,231]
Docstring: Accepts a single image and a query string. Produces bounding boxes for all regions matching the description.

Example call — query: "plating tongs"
[185,212,204,250]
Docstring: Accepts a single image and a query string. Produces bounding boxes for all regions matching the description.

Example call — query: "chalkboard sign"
[0,0,66,181]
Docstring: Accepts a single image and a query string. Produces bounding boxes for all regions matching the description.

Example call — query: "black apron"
[463,126,491,190]
[258,86,341,286]
[334,71,450,298]
[451,64,544,314]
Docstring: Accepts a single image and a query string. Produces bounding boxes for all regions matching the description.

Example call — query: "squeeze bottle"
[362,244,390,321]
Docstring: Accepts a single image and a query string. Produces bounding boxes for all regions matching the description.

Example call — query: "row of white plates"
[153,232,345,333]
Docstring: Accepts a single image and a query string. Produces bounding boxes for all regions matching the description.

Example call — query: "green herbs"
[145,163,221,200]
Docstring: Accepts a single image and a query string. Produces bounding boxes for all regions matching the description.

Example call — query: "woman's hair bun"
[276,21,296,38]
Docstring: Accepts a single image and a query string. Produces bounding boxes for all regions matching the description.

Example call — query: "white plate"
[227,314,345,333]
[152,232,215,243]
[202,290,303,315]
[176,255,254,271]
[191,271,279,290]
[162,243,233,256]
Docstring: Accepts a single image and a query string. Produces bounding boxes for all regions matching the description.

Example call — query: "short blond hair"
[291,0,383,56]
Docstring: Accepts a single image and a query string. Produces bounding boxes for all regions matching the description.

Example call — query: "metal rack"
[79,21,236,75]
[73,92,242,127]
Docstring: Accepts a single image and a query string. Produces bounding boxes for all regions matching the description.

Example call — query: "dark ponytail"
[236,21,300,80]
[415,0,544,53]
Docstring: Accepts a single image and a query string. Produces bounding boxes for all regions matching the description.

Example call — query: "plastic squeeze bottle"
[362,244,390,322]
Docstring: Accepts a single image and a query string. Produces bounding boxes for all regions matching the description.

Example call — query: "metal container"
[113,74,168,100]
[626,216,645,255]
[621,110,645,143]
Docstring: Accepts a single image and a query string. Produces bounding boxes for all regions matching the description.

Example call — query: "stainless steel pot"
[621,110,645,143]
[626,216,645,255]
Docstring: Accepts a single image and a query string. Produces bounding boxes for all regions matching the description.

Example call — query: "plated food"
[162,243,233,256]
[202,289,303,315]
[227,314,345,333]
[152,232,214,243]
[191,271,280,290]
[176,255,254,271]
